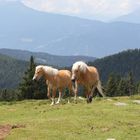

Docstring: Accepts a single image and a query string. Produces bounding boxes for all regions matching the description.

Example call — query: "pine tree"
[117,78,128,96]
[126,72,135,96]
[19,56,36,99]
[137,83,140,94]
[106,74,118,97]
[1,89,9,101]
[19,56,47,99]
[33,78,47,99]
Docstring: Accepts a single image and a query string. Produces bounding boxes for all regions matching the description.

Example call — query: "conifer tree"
[19,56,36,99]
[137,83,140,94]
[19,56,47,99]
[106,74,118,97]
[117,78,128,96]
[127,72,135,96]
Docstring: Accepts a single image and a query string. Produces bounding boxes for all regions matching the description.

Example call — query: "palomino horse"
[71,61,105,103]
[33,65,73,105]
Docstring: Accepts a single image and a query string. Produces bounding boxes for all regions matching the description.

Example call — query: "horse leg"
[56,90,62,104]
[47,85,51,99]
[90,86,96,97]
[74,82,78,103]
[50,88,56,106]
[88,86,96,103]
[67,87,72,104]
[86,88,92,103]
[74,89,78,103]
[86,94,90,103]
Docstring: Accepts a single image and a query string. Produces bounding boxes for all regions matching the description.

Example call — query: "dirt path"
[0,124,25,140]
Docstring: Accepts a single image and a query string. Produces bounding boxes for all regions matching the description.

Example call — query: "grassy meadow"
[0,96,140,140]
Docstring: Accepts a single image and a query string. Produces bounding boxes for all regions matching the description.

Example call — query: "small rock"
[114,102,127,106]
[133,100,140,104]
[78,96,85,100]
[107,99,113,101]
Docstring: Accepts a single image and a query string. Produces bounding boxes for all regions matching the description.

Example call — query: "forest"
[0,49,140,101]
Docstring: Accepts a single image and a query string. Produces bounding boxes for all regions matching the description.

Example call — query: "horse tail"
[97,80,105,97]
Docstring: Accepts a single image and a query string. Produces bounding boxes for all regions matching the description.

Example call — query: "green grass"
[0,96,140,140]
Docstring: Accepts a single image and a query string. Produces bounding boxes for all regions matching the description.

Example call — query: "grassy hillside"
[89,49,140,83]
[0,97,140,140]
[0,54,28,89]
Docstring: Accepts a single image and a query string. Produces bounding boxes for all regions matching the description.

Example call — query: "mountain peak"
[114,8,140,24]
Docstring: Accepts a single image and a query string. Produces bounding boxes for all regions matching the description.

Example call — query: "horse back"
[87,66,99,82]
[56,70,72,88]
[58,70,71,77]
[88,66,98,74]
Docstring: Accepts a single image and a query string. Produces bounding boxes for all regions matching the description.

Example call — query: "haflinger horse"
[71,61,105,103]
[33,65,73,105]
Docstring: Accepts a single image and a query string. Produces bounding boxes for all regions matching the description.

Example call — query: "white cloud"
[7,0,140,20]
[20,38,33,43]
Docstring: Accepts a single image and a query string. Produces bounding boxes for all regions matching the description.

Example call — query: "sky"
[1,0,140,21]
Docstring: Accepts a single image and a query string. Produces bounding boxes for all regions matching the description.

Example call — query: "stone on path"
[114,102,127,106]
[133,100,140,104]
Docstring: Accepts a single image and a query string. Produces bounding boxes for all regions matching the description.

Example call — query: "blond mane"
[43,66,58,76]
[72,61,88,73]
[36,65,58,76]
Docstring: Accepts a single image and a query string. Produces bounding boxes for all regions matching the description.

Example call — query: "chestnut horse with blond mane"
[33,65,73,105]
[71,61,105,103]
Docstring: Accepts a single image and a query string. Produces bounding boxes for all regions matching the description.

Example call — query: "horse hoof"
[55,102,60,105]
[89,96,93,103]
[50,103,55,106]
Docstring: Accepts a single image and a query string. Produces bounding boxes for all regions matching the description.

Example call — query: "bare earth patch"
[0,124,25,140]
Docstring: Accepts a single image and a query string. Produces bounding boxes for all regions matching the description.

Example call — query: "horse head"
[32,65,44,81]
[71,61,87,82]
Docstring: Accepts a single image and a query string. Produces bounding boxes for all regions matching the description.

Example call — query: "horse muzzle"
[32,77,37,81]
[71,78,76,83]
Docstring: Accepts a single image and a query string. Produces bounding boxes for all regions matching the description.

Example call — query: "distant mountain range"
[0,49,96,67]
[0,1,140,57]
[115,9,140,24]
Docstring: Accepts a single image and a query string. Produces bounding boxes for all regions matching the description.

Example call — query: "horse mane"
[43,66,58,76]
[37,65,58,76]
[72,61,88,73]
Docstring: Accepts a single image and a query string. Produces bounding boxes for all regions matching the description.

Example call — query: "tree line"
[0,56,140,101]
[105,72,140,97]
[88,49,140,82]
